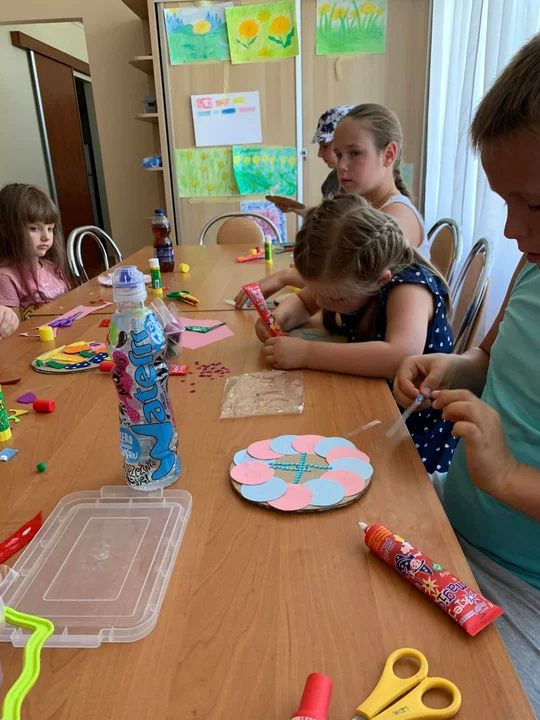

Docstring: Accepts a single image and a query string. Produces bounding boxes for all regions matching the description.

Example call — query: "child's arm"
[234,268,304,309]
[255,288,317,342]
[433,389,540,521]
[394,256,527,408]
[263,284,433,377]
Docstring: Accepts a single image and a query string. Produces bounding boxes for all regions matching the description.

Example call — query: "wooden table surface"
[31,244,294,315]
[0,252,533,719]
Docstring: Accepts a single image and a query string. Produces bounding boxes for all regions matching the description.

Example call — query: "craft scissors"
[166,290,199,307]
[49,311,83,328]
[353,648,461,720]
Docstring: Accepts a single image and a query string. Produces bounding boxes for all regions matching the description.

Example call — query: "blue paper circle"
[269,434,298,455]
[233,449,267,465]
[314,436,356,458]
[329,457,373,479]
[240,476,288,502]
[303,479,345,507]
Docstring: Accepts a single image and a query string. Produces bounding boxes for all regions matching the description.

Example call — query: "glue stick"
[358,522,503,636]
[264,237,273,264]
[149,258,163,295]
[0,385,12,442]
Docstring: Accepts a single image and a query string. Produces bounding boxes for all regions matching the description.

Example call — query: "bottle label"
[156,246,174,263]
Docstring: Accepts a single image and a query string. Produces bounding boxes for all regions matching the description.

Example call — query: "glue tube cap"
[149,258,160,269]
[33,399,55,413]
[99,360,115,372]
[291,673,333,720]
[38,325,55,342]
[0,428,12,442]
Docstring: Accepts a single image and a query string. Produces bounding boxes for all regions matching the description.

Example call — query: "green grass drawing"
[226,1,299,65]
[165,5,231,65]
[233,146,297,196]
[316,0,387,56]
[176,148,239,198]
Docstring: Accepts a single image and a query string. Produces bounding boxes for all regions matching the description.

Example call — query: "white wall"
[0,24,49,191]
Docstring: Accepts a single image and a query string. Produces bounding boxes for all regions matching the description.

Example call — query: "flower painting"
[164,3,233,65]
[316,0,388,56]
[225,2,299,65]
[232,146,297,196]
[176,148,239,198]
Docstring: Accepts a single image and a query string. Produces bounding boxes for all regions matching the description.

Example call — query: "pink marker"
[290,673,333,720]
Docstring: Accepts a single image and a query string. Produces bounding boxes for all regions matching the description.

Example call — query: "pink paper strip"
[182,320,234,350]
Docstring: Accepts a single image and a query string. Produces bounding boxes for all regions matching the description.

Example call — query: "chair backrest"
[428,218,463,287]
[217,217,265,246]
[198,212,282,245]
[67,226,123,284]
[451,238,492,354]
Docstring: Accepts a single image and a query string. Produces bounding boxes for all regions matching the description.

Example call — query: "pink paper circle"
[267,484,313,511]
[326,446,371,464]
[291,434,325,454]
[320,470,366,496]
[247,440,282,460]
[231,462,274,485]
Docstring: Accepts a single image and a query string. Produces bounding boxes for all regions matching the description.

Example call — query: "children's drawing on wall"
[316,0,388,56]
[164,2,233,65]
[191,92,262,147]
[225,1,299,65]
[176,148,239,197]
[240,200,287,243]
[233,147,297,197]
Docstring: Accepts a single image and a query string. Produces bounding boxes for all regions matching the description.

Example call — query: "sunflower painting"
[164,3,233,65]
[176,148,239,198]
[316,0,388,56]
[232,146,297,196]
[225,1,299,65]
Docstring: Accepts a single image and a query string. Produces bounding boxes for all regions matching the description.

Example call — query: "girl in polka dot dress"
[255,194,457,473]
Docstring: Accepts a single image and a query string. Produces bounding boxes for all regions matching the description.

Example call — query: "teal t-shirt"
[443,261,540,590]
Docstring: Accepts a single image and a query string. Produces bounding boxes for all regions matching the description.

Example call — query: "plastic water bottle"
[107,266,181,491]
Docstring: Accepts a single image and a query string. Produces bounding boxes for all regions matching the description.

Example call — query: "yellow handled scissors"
[353,648,461,720]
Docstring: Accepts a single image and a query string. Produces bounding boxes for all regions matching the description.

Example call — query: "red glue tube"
[290,673,333,720]
[242,282,285,337]
[358,522,503,637]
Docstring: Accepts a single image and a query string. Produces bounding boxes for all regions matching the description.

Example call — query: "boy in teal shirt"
[395,33,540,714]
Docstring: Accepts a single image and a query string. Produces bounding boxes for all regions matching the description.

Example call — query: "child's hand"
[255,317,276,342]
[394,353,458,411]
[0,306,19,339]
[234,272,285,309]
[263,336,309,369]
[432,389,519,501]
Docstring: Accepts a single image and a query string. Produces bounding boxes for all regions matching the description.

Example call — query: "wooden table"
[0,263,533,718]
[31,244,294,315]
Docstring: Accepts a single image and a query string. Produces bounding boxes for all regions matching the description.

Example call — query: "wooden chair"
[66,225,123,285]
[451,238,492,354]
[428,218,463,287]
[198,212,282,245]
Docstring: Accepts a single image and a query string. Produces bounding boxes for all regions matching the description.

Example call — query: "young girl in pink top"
[0,184,70,328]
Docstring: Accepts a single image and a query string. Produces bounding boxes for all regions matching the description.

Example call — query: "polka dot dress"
[323,264,457,473]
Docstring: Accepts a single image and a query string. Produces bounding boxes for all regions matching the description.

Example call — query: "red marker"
[290,673,333,720]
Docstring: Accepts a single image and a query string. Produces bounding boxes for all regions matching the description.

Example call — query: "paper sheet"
[176,147,239,198]
[316,0,387,56]
[164,3,233,65]
[182,319,234,350]
[191,92,262,147]
[225,1,299,65]
[233,146,297,196]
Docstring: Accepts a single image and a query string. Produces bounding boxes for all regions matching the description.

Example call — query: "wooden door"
[34,53,101,274]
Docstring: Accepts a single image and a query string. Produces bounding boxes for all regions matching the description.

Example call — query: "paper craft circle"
[233,449,266,466]
[269,435,298,455]
[314,436,356,458]
[230,462,274,485]
[247,440,282,460]
[32,341,110,375]
[326,446,371,464]
[230,434,373,514]
[320,470,366,496]
[330,457,374,479]
[291,434,325,454]
[267,484,313,512]
[240,477,288,503]
[303,479,345,507]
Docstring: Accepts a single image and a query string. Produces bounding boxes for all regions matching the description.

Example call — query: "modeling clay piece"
[16,393,37,404]
[33,400,55,414]
[1,602,54,720]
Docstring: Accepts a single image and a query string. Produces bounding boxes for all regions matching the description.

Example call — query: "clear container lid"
[0,486,192,648]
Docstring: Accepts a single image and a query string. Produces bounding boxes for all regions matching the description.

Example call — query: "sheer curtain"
[425,0,540,334]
